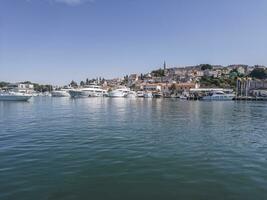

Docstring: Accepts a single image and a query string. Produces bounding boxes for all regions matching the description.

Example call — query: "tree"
[70,80,78,87]
[99,77,105,84]
[80,81,85,86]
[169,83,177,94]
[124,75,129,83]
[140,73,144,80]
[86,78,89,85]
[130,83,137,90]
[250,68,267,79]
[0,81,9,88]
[200,64,213,71]
[151,68,165,77]
[33,84,53,92]
[21,81,32,84]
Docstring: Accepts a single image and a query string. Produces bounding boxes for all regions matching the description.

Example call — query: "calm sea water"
[0,97,267,200]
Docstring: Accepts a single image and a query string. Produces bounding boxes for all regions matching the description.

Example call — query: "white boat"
[0,91,32,101]
[153,92,163,98]
[127,91,137,98]
[137,91,145,98]
[51,90,70,97]
[179,91,189,100]
[144,92,153,98]
[69,85,107,98]
[52,89,70,97]
[43,92,51,96]
[109,87,130,97]
[179,95,188,100]
[202,91,235,101]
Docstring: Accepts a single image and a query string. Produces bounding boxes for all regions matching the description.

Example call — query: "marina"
[2,87,267,101]
[1,1,267,199]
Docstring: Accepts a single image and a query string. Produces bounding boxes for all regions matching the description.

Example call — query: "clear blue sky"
[0,0,267,85]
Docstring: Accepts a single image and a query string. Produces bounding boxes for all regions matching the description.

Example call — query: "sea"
[0,97,267,200]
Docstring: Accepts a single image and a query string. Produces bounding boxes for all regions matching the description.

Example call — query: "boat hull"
[202,95,234,101]
[51,91,70,97]
[69,90,106,98]
[144,93,153,98]
[108,91,127,98]
[109,94,126,98]
[0,95,32,101]
[69,90,90,98]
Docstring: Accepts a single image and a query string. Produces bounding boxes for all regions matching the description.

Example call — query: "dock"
[233,97,267,101]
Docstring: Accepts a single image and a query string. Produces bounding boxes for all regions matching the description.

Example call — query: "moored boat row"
[0,84,236,101]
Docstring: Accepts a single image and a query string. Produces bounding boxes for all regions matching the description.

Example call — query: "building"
[250,88,267,97]
[163,82,199,97]
[203,70,221,78]
[236,78,267,96]
[141,83,162,92]
[8,83,34,94]
[128,74,139,82]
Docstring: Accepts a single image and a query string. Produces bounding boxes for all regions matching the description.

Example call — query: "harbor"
[1,0,267,199]
[1,64,267,102]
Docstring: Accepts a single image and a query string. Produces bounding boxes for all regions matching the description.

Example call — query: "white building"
[141,84,162,92]
[8,83,34,94]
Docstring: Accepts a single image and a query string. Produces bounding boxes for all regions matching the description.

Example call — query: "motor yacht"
[127,91,137,98]
[153,92,163,98]
[51,89,70,97]
[0,91,32,101]
[179,95,188,100]
[202,91,235,101]
[108,87,130,97]
[136,91,145,98]
[144,92,153,98]
[69,85,107,98]
[179,91,189,100]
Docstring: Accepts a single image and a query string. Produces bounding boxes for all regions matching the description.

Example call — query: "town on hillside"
[1,63,267,99]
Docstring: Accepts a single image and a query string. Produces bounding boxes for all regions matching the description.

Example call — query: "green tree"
[200,64,213,71]
[140,73,144,80]
[250,68,267,79]
[33,84,53,92]
[151,68,165,77]
[70,80,78,87]
[0,81,9,88]
[80,81,85,86]
[124,75,129,83]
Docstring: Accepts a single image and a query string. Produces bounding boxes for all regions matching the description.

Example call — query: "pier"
[233,96,267,101]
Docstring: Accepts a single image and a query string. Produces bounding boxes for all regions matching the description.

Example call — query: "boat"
[108,87,130,97]
[69,85,107,98]
[202,91,235,101]
[51,90,70,97]
[153,92,163,98]
[127,91,137,98]
[179,95,188,100]
[43,92,51,96]
[0,91,32,101]
[136,91,145,98]
[179,91,189,100]
[144,92,153,98]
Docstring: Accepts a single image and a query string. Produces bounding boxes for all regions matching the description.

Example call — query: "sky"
[0,0,267,85]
